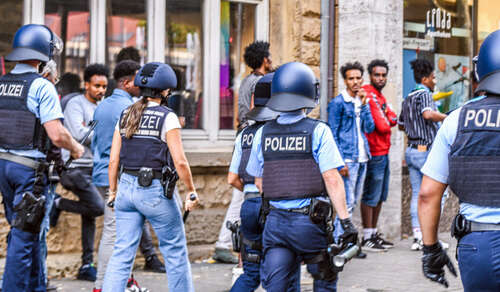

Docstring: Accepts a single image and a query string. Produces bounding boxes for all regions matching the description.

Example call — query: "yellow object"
[433,91,453,101]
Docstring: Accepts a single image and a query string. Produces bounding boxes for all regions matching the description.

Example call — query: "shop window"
[403,0,472,112]
[165,0,203,129]
[220,1,256,129]
[45,0,90,79]
[477,0,500,50]
[106,0,147,72]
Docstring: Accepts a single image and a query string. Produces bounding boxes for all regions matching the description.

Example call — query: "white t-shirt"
[115,101,181,142]
[352,96,369,163]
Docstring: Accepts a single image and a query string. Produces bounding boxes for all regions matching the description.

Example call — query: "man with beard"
[328,62,374,256]
[50,64,108,281]
[360,60,398,251]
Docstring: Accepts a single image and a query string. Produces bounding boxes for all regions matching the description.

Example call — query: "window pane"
[0,0,22,74]
[165,0,203,129]
[106,0,147,71]
[220,2,256,130]
[45,0,90,79]
[403,0,472,112]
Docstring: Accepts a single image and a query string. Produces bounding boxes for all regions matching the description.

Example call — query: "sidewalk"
[48,233,462,291]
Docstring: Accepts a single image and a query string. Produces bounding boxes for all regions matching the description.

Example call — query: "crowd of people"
[0,22,500,292]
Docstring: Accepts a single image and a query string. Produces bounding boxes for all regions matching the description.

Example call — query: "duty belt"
[244,192,261,200]
[470,221,500,232]
[0,152,41,169]
[122,168,163,179]
[269,204,309,215]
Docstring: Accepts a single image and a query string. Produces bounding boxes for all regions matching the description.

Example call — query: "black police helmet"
[266,62,319,112]
[246,73,278,122]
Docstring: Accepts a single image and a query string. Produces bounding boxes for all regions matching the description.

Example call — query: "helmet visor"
[51,33,64,58]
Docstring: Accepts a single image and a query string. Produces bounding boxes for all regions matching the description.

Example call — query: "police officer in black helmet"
[0,24,84,291]
[103,62,198,291]
[418,30,500,291]
[246,62,358,291]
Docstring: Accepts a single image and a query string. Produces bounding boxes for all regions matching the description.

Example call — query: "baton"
[183,193,197,223]
[64,120,98,168]
[332,244,360,268]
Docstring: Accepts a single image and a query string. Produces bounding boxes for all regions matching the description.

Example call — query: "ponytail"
[121,97,148,138]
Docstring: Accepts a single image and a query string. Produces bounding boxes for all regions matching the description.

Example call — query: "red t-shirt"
[362,84,397,156]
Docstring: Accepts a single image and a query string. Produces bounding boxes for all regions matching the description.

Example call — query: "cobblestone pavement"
[50,233,462,292]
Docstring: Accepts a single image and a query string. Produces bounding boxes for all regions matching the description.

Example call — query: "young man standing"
[328,62,374,255]
[398,59,447,250]
[51,64,108,281]
[237,41,272,127]
[360,60,398,251]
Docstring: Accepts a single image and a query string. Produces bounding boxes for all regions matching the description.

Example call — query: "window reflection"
[165,0,203,129]
[45,0,90,79]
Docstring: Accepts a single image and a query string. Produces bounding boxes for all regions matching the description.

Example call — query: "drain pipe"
[319,0,330,121]
[328,0,335,101]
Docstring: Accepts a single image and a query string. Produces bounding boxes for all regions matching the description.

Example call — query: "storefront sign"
[403,37,433,51]
[426,8,452,38]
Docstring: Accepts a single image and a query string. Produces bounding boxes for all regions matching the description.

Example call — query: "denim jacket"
[327,91,375,162]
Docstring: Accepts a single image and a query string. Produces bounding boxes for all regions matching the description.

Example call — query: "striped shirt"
[398,85,439,146]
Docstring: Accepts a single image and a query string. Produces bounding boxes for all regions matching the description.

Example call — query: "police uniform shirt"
[0,63,64,159]
[229,131,259,194]
[421,96,500,224]
[246,110,344,209]
[115,101,181,141]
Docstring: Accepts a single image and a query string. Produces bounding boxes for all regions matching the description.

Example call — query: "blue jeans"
[457,231,500,291]
[231,197,263,291]
[102,173,193,292]
[406,148,429,229]
[39,183,56,285]
[362,155,390,207]
[334,161,367,239]
[0,160,46,292]
[262,210,337,292]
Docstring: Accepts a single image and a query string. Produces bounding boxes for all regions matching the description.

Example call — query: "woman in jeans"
[102,62,198,292]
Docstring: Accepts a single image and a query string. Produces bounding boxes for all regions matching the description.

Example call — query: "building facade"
[0,0,498,260]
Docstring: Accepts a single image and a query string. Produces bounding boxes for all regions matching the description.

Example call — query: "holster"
[226,220,241,252]
[161,165,178,199]
[309,198,332,225]
[12,163,47,234]
[451,214,471,241]
[259,197,270,227]
[241,236,262,263]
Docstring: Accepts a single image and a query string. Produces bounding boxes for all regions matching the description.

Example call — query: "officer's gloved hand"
[422,242,457,288]
[339,218,358,247]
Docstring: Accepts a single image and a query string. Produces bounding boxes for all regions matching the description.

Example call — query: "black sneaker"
[355,249,367,259]
[374,232,394,249]
[49,194,62,227]
[77,263,97,281]
[362,236,387,252]
[144,255,166,273]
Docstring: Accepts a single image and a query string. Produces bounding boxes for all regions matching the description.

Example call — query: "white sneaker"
[410,238,423,251]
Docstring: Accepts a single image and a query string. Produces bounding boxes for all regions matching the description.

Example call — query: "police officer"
[246,62,358,291]
[229,73,299,291]
[0,24,84,291]
[102,62,198,292]
[418,30,500,291]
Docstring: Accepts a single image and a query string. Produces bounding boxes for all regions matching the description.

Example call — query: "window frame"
[30,0,269,149]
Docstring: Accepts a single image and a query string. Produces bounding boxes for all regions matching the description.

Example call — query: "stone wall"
[337,0,404,239]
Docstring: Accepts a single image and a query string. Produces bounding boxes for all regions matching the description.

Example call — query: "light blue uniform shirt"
[0,63,64,159]
[421,96,500,224]
[229,131,260,194]
[246,111,345,209]
[92,88,134,186]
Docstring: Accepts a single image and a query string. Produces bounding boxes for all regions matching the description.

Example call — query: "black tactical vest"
[119,105,171,170]
[448,96,500,207]
[0,72,49,153]
[238,123,264,185]
[261,117,326,200]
